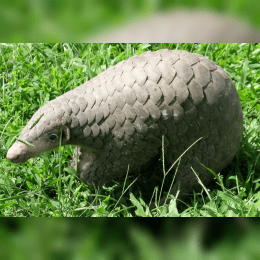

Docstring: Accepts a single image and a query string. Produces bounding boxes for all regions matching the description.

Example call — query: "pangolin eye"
[49,134,58,142]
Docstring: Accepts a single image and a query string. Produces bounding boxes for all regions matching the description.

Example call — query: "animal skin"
[7,49,243,203]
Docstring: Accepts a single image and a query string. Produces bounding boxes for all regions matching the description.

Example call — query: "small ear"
[62,125,70,141]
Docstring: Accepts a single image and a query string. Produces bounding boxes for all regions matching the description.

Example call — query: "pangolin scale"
[7,49,243,203]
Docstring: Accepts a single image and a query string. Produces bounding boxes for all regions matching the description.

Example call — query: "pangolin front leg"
[69,146,100,182]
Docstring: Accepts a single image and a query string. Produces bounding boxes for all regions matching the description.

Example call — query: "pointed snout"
[6,149,19,162]
[6,141,31,163]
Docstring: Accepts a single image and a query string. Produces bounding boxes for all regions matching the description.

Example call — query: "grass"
[1,43,260,217]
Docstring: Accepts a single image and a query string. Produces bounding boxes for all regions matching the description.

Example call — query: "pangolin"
[6,49,243,203]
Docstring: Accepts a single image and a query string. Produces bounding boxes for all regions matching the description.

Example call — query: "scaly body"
[7,49,243,202]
